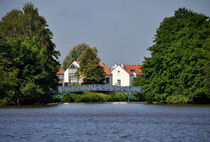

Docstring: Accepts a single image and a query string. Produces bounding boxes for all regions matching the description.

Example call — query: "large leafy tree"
[0,3,60,105]
[136,8,210,103]
[62,43,88,70]
[62,43,98,70]
[75,47,105,84]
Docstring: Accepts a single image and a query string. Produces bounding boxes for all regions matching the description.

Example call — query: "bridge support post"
[127,92,134,102]
[121,90,134,102]
[127,95,130,101]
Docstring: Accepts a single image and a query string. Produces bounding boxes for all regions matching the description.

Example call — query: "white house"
[112,64,142,86]
[64,61,112,85]
[64,61,81,84]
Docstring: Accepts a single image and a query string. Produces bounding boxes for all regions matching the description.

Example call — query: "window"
[130,69,135,73]
[117,79,121,86]
[105,77,110,84]
[69,76,79,84]
[70,64,76,69]
[117,70,120,76]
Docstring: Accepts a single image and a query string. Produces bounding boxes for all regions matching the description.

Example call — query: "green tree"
[138,8,210,103]
[62,43,88,70]
[62,43,98,70]
[75,47,105,84]
[203,37,210,100]
[0,34,19,105]
[0,3,60,105]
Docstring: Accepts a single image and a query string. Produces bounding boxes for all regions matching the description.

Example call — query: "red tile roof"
[76,61,112,75]
[56,69,64,75]
[99,62,112,75]
[123,64,142,76]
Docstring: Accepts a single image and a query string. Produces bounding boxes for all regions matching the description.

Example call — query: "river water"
[0,103,210,142]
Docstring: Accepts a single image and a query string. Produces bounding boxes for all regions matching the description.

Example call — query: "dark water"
[0,103,210,142]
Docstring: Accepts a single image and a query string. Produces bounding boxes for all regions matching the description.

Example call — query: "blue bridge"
[57,84,141,101]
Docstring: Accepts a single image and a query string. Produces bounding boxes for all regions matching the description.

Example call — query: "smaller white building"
[112,64,142,86]
[56,69,64,86]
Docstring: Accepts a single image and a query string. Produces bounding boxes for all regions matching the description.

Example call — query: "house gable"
[69,61,80,69]
[112,66,131,86]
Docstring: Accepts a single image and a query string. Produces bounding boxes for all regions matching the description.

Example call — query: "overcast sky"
[1,0,210,65]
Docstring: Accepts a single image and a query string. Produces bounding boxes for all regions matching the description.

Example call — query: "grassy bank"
[56,92,144,103]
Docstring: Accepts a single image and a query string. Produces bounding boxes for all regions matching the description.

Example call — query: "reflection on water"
[0,103,210,142]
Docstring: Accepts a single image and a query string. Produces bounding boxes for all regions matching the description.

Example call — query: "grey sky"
[0,0,210,65]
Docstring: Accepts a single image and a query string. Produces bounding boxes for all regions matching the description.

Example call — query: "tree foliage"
[135,8,210,103]
[75,47,105,84]
[62,43,97,70]
[0,3,60,105]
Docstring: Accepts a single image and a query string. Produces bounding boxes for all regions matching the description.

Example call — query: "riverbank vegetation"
[59,92,144,103]
[133,8,210,104]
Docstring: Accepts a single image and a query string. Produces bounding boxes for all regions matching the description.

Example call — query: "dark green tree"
[0,34,19,105]
[136,8,210,103]
[203,37,210,100]
[0,3,60,105]
[75,47,105,84]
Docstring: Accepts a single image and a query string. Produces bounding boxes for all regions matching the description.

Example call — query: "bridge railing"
[58,84,141,93]
[57,84,141,101]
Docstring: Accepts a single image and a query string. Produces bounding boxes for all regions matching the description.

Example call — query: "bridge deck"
[57,84,141,101]
[58,84,140,93]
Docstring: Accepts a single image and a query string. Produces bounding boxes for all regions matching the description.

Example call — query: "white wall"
[64,68,69,83]
[112,66,131,86]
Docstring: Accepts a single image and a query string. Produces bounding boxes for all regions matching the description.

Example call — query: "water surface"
[0,103,210,142]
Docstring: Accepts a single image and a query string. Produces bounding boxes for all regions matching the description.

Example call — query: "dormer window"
[130,69,135,73]
[70,65,76,69]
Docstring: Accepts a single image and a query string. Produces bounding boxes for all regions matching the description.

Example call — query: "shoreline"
[1,102,210,108]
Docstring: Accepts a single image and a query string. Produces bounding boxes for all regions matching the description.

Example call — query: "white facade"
[64,61,80,84]
[111,66,133,86]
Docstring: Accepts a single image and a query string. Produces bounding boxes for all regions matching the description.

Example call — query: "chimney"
[112,64,118,71]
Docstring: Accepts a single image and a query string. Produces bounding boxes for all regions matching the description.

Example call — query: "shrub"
[166,95,190,104]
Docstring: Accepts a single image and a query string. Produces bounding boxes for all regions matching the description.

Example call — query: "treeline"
[134,8,210,104]
[0,3,60,105]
